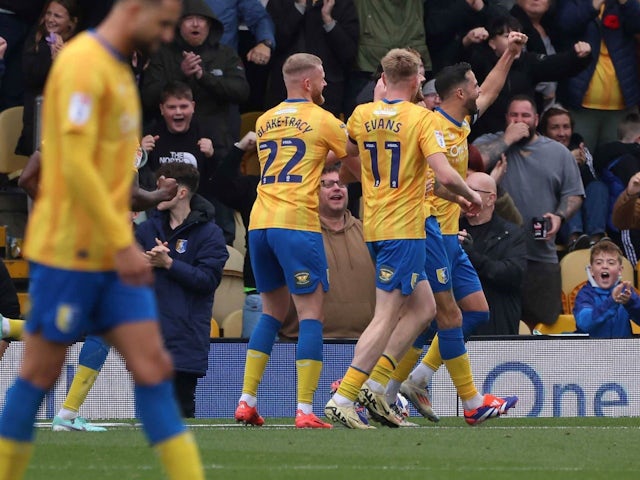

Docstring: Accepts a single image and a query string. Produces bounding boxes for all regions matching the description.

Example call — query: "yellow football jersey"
[428,108,472,235]
[24,32,139,271]
[348,99,447,242]
[249,99,348,232]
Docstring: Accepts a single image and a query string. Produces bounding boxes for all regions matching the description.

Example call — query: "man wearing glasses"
[279,164,375,340]
[458,172,527,335]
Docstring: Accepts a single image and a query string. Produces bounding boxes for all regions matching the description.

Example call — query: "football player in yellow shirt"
[0,2,205,480]
[325,48,482,429]
[395,32,527,426]
[234,53,348,429]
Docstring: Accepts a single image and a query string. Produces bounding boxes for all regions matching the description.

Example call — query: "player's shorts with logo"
[26,262,158,343]
[249,228,329,295]
[424,216,481,298]
[367,239,426,295]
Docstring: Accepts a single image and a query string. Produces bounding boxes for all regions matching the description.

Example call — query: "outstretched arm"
[476,31,527,116]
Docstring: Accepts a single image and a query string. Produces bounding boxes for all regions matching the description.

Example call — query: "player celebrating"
[234,53,348,429]
[392,33,527,426]
[325,48,482,429]
[0,1,205,479]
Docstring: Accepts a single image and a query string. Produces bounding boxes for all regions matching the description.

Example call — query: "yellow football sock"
[421,334,443,371]
[62,365,99,413]
[241,349,270,397]
[336,367,369,402]
[296,359,322,405]
[7,319,24,340]
[155,431,204,480]
[442,352,478,402]
[369,353,397,388]
[0,437,33,480]
[391,347,422,383]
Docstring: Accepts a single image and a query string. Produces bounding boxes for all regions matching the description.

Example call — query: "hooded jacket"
[573,281,640,338]
[135,194,229,376]
[280,210,376,339]
[142,0,250,155]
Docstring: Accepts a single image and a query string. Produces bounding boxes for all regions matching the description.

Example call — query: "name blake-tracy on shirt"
[256,110,313,138]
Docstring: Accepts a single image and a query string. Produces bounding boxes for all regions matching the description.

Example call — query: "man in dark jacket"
[141,0,250,159]
[265,0,359,116]
[466,14,592,140]
[595,112,640,266]
[136,162,229,417]
[458,171,527,335]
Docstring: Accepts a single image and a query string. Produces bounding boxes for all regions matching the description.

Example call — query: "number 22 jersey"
[348,99,446,242]
[249,99,348,233]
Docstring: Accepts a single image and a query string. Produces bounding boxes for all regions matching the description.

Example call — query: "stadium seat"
[17,292,30,316]
[534,314,576,335]
[3,259,29,280]
[212,246,245,324]
[519,320,531,335]
[232,210,246,256]
[210,317,220,338]
[220,309,243,338]
[240,111,262,138]
[224,244,244,274]
[0,106,29,177]
[239,111,262,176]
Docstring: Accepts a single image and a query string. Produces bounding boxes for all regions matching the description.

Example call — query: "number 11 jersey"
[347,99,446,242]
[249,99,348,233]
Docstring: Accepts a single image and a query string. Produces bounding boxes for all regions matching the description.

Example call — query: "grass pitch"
[27,417,640,480]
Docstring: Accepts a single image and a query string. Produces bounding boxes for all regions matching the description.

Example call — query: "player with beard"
[379,33,526,426]
[473,95,584,331]
[234,53,349,429]
[0,1,205,479]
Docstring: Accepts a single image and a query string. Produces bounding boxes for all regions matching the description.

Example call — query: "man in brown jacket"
[279,164,375,339]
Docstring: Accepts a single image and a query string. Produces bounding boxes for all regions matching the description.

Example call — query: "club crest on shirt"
[436,267,449,284]
[378,266,394,283]
[55,304,79,334]
[68,92,92,126]
[294,271,311,286]
[175,239,188,254]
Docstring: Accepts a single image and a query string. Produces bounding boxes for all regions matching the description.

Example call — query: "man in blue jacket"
[573,239,640,338]
[136,162,229,417]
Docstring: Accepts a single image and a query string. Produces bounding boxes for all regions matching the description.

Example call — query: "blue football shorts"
[249,228,329,295]
[26,262,158,343]
[424,216,482,298]
[367,239,426,295]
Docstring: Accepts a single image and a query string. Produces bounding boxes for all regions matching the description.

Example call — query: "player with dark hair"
[0,1,205,478]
